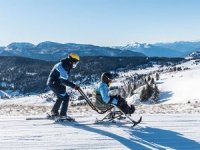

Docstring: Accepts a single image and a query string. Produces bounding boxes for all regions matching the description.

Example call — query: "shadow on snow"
[60,123,200,150]
[159,91,174,103]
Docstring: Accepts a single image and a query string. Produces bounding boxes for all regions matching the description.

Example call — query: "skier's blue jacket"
[47,59,75,88]
[96,82,117,105]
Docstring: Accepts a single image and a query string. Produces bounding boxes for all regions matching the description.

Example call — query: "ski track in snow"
[0,113,200,150]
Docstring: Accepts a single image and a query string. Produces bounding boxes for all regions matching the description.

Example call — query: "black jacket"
[47,58,75,88]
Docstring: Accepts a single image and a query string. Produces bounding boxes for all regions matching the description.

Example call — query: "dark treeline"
[0,56,184,94]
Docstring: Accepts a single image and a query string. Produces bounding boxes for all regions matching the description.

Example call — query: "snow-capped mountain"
[114,42,182,57]
[2,41,200,59]
[0,42,145,61]
[116,42,151,50]
[0,47,4,52]
[187,50,200,59]
[115,41,200,57]
[155,41,200,54]
[5,42,35,51]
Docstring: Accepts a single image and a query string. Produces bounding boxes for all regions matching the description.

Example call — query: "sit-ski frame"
[78,88,142,127]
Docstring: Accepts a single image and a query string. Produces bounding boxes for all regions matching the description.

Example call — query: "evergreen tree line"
[117,73,160,103]
[140,74,160,103]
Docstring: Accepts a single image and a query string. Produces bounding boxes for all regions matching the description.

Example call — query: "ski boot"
[56,115,75,122]
[47,111,59,119]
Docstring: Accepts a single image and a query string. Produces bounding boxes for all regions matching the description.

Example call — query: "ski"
[26,115,76,123]
[26,114,142,127]
[94,116,142,127]
[26,113,56,120]
[26,117,52,120]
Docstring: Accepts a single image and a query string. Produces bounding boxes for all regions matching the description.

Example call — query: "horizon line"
[1,39,200,47]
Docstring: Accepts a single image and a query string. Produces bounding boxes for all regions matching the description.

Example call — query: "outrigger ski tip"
[131,116,142,127]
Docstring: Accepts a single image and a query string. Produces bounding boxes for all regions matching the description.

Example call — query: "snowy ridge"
[0,42,145,61]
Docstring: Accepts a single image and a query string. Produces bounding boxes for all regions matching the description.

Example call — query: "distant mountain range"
[114,43,182,57]
[155,41,200,54]
[0,42,145,61]
[1,41,200,60]
[115,41,200,58]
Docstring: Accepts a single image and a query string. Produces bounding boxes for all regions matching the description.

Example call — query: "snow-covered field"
[159,60,200,104]
[0,113,200,150]
[1,59,200,149]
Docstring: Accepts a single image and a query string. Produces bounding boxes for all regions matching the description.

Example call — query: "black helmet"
[101,72,113,84]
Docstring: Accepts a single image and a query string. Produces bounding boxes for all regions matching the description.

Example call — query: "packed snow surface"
[159,60,200,104]
[0,113,200,150]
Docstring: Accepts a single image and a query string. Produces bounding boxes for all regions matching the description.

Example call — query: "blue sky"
[0,0,200,46]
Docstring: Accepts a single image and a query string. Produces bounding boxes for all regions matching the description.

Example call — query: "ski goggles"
[72,61,79,68]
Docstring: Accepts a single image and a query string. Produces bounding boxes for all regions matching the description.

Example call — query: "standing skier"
[96,72,135,115]
[47,53,80,119]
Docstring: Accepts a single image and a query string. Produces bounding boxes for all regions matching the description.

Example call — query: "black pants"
[115,97,135,114]
[48,83,69,116]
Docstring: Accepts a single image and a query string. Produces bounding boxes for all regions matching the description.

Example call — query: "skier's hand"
[116,95,122,101]
[74,85,80,90]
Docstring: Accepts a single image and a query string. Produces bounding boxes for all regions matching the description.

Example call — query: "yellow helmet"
[69,53,80,62]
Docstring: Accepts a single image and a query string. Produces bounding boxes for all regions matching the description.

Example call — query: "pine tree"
[127,83,132,96]
[129,83,135,96]
[156,73,160,80]
[151,84,160,103]
[146,83,154,99]
[147,75,151,82]
[120,87,126,99]
[150,78,155,85]
[133,83,137,90]
[140,87,147,102]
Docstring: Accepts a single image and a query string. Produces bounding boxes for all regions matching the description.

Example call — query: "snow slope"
[0,113,200,150]
[125,60,200,105]
[158,60,200,104]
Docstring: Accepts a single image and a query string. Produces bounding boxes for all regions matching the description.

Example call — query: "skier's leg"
[129,105,135,114]
[116,97,135,114]
[60,94,69,116]
[51,98,62,116]
[49,84,66,116]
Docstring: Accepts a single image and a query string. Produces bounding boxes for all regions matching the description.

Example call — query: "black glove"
[74,85,80,90]
[116,95,122,101]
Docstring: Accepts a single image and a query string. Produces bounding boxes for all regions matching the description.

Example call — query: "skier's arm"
[60,79,76,88]
[56,64,76,88]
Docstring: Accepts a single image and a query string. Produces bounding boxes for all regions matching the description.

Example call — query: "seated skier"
[95,72,135,115]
